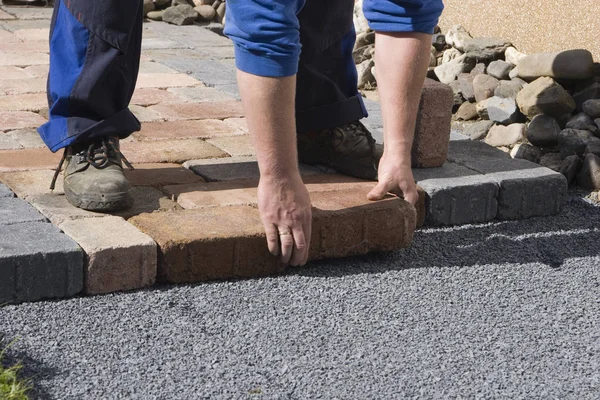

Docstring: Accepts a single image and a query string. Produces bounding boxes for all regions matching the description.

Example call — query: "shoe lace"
[50,137,134,190]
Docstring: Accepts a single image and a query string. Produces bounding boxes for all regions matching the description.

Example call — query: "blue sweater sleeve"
[363,0,444,34]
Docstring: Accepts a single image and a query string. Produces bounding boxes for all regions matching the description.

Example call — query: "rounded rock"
[577,153,600,189]
[511,143,542,163]
[516,77,576,119]
[527,114,561,148]
[559,155,583,185]
[487,96,520,125]
[484,123,525,147]
[487,60,513,80]
[195,4,216,21]
[162,5,199,25]
[465,120,494,140]
[146,10,164,20]
[582,99,600,119]
[517,50,594,81]
[473,74,499,103]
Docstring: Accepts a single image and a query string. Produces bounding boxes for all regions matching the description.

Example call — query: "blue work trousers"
[39,0,443,152]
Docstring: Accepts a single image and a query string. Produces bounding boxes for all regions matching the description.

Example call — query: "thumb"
[367,182,389,201]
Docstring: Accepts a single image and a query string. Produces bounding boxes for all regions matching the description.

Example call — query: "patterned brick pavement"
[0,6,565,303]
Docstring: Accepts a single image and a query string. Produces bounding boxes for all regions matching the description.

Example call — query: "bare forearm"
[375,32,432,165]
[236,70,300,180]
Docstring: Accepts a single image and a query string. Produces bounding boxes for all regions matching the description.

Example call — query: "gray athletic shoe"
[50,136,134,211]
[297,121,379,180]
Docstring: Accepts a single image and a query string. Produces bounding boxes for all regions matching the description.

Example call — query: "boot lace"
[50,137,134,190]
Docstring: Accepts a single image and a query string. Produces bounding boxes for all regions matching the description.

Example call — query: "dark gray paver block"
[0,197,47,225]
[414,163,499,226]
[0,183,14,198]
[448,140,568,220]
[488,167,568,220]
[0,222,83,304]
[184,157,325,181]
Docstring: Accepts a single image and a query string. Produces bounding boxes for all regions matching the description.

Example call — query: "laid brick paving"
[0,6,566,303]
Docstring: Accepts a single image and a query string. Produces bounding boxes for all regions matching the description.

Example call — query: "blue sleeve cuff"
[364,0,444,34]
[233,44,299,78]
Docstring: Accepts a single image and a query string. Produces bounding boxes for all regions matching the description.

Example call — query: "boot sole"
[64,187,134,212]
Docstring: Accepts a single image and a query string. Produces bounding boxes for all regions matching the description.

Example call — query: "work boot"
[50,136,134,211]
[297,121,379,180]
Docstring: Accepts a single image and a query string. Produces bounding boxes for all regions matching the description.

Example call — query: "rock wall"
[439,0,600,61]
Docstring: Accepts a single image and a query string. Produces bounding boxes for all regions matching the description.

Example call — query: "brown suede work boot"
[297,121,380,180]
[50,136,134,211]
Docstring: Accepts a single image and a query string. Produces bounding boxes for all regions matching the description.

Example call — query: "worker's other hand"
[258,174,312,267]
[367,154,419,206]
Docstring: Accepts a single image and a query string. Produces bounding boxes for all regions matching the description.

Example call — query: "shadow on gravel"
[291,196,600,277]
[1,334,56,400]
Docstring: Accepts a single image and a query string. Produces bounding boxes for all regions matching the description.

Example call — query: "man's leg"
[39,0,143,211]
[295,0,378,180]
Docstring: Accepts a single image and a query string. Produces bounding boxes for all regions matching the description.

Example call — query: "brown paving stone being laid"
[130,88,185,106]
[0,77,46,94]
[0,110,46,130]
[124,163,205,187]
[0,169,63,198]
[130,187,416,283]
[206,134,255,157]
[129,206,283,283]
[134,119,242,141]
[112,186,182,219]
[148,101,244,121]
[309,188,416,260]
[412,78,454,168]
[135,73,202,89]
[0,53,48,67]
[0,66,35,80]
[120,139,228,164]
[0,93,47,112]
[59,216,157,295]
[0,148,60,172]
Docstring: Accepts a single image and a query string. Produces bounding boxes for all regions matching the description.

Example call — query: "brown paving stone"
[129,188,416,283]
[148,101,244,121]
[206,134,255,157]
[135,119,242,141]
[0,169,63,198]
[124,163,205,187]
[165,181,259,209]
[112,186,183,219]
[14,28,49,41]
[0,111,46,130]
[0,77,46,94]
[223,117,249,133]
[135,73,202,89]
[0,66,35,80]
[0,53,48,66]
[120,139,228,164]
[412,78,454,168]
[129,206,283,283]
[0,147,60,171]
[130,88,184,106]
[59,216,157,295]
[0,93,47,112]
[309,188,416,260]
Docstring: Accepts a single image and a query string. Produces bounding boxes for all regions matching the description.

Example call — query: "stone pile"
[144,0,226,26]
[431,25,600,190]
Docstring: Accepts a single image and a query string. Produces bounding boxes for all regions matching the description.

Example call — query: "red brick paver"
[135,119,242,141]
[0,148,60,172]
[120,139,228,164]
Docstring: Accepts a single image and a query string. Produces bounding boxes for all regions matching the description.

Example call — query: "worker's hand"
[258,174,312,266]
[367,154,419,206]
